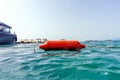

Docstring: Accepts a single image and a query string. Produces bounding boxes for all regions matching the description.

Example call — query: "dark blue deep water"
[0,40,120,80]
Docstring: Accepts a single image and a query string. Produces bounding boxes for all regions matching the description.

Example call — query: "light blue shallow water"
[0,40,120,80]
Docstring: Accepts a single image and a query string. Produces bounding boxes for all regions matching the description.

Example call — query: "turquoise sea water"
[0,40,120,80]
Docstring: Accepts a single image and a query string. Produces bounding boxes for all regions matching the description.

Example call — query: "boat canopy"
[0,22,12,30]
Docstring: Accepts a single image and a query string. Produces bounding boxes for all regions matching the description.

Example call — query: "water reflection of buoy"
[39,40,85,51]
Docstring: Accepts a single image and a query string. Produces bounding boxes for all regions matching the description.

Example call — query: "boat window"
[3,28,10,33]
[0,26,3,31]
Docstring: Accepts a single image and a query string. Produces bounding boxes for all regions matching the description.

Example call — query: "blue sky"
[0,0,120,41]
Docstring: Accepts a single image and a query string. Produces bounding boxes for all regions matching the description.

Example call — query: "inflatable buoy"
[39,40,85,51]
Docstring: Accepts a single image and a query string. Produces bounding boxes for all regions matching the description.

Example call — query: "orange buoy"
[39,40,85,51]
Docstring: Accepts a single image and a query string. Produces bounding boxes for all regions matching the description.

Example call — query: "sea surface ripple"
[0,40,120,80]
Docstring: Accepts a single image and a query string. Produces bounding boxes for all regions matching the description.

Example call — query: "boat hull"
[0,33,17,44]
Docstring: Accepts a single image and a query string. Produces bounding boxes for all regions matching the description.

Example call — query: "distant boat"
[0,22,17,44]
